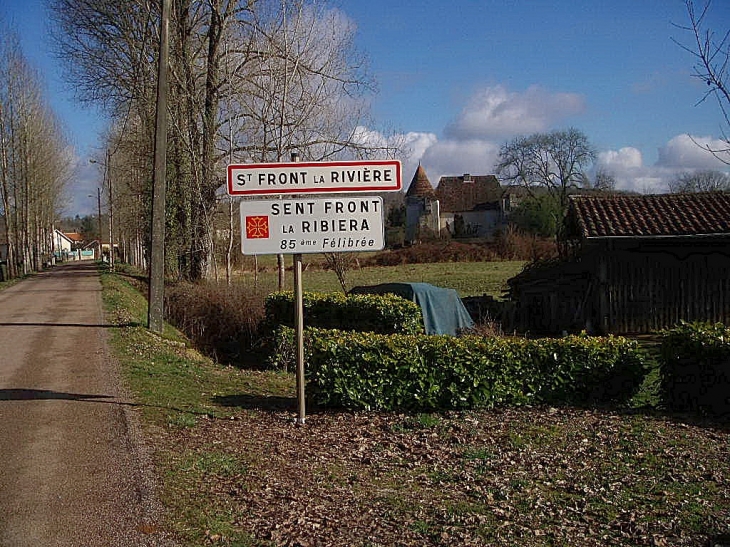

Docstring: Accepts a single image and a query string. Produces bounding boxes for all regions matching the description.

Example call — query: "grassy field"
[101,269,730,547]
[233,260,526,297]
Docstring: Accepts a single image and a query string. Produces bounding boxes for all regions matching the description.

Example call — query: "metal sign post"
[291,154,306,426]
[228,158,400,426]
[293,252,305,425]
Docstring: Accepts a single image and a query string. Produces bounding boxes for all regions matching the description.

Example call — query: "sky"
[2,0,729,216]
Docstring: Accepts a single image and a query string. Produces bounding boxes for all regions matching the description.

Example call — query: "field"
[232,259,526,298]
[101,270,730,547]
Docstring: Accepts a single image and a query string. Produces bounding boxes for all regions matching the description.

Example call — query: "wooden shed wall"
[511,240,730,335]
[597,243,730,334]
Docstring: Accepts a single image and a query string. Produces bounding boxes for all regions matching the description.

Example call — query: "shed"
[509,192,730,334]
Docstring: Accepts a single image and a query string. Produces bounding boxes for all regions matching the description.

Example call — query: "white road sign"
[240,196,385,255]
[227,160,401,196]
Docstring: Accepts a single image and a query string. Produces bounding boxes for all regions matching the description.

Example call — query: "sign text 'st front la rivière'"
[227,159,401,195]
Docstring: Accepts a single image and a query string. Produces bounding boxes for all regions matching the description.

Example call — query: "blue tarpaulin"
[349,282,475,336]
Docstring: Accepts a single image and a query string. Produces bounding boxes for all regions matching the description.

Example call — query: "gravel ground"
[0,262,176,546]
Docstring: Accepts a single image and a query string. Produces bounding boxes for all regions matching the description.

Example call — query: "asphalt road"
[0,262,174,546]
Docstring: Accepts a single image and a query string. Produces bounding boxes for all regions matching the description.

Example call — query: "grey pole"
[148,0,171,333]
[292,152,306,425]
[97,188,102,259]
[107,149,114,272]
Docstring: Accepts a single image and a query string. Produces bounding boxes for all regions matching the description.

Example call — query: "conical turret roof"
[406,164,436,198]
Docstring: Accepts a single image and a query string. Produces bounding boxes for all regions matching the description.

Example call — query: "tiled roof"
[435,174,502,213]
[567,193,730,238]
[64,232,85,242]
[405,164,436,199]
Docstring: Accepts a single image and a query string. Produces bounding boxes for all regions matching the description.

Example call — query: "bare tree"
[101,117,152,270]
[323,252,359,293]
[674,0,730,164]
[223,0,399,290]
[588,166,617,192]
[0,25,71,278]
[669,169,730,192]
[496,128,597,212]
[496,128,596,253]
[50,0,399,282]
[224,0,385,163]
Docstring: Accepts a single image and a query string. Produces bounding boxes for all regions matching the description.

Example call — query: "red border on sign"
[227,159,402,196]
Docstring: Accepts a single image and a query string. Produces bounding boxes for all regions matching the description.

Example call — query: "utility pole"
[97,188,102,259]
[148,0,171,333]
[106,149,114,271]
[87,188,102,260]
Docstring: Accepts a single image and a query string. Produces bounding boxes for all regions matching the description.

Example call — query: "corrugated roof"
[405,164,436,199]
[567,193,730,238]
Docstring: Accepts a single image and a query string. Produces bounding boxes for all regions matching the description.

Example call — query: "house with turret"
[405,164,440,242]
[404,165,516,242]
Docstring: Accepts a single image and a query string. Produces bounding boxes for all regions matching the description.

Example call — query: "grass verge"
[101,269,730,547]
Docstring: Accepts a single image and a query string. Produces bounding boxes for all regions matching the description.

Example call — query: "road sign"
[240,196,385,255]
[227,159,401,196]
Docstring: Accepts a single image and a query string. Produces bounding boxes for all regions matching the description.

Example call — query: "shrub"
[362,238,557,266]
[266,325,298,371]
[303,330,648,411]
[660,322,730,417]
[264,291,424,335]
[165,281,268,366]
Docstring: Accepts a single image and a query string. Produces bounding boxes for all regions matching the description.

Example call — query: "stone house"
[404,166,516,242]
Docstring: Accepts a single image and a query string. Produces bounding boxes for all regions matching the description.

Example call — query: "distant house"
[63,232,85,249]
[404,166,515,243]
[435,174,504,238]
[508,192,730,334]
[53,231,93,260]
[54,230,74,256]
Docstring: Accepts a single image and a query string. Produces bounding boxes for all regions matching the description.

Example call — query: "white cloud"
[419,139,500,185]
[595,147,654,192]
[353,126,436,158]
[598,147,644,170]
[352,126,439,188]
[401,131,438,162]
[364,80,730,196]
[657,134,730,169]
[399,132,439,185]
[596,135,730,193]
[398,85,587,187]
[444,85,586,140]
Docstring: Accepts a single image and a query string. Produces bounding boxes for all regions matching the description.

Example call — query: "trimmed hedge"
[301,330,648,411]
[660,322,730,417]
[264,291,424,335]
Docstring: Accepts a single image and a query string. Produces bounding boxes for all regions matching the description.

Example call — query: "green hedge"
[264,291,424,335]
[303,330,648,411]
[660,322,730,417]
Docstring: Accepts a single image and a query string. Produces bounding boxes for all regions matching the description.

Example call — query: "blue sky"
[2,0,729,215]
